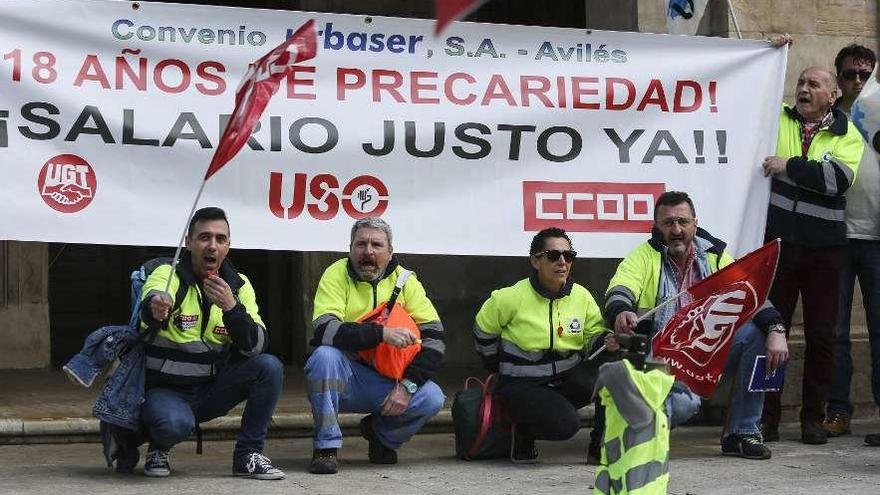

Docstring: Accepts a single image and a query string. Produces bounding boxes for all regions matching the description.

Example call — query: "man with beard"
[306,217,445,474]
[760,66,865,445]
[605,191,789,459]
[138,207,285,480]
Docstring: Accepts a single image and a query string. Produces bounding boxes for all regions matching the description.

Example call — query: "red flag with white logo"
[651,239,780,398]
[434,0,488,35]
[204,19,317,180]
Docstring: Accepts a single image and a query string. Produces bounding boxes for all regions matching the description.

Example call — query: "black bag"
[451,374,512,460]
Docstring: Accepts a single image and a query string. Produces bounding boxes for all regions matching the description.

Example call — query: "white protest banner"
[0,0,786,257]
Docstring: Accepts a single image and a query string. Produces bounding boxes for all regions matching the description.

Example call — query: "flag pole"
[155,18,318,298]
[587,289,689,361]
[162,177,209,295]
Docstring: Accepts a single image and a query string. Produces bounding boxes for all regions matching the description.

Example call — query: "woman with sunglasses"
[473,227,609,463]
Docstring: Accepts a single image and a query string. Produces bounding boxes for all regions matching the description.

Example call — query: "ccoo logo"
[37,154,97,213]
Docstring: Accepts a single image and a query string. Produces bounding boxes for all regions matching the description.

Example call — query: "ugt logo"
[36,154,97,213]
[660,281,759,367]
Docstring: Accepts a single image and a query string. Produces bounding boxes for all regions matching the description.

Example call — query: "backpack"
[451,374,512,460]
[127,257,188,338]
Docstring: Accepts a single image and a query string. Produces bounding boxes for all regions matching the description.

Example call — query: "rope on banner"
[726,0,743,39]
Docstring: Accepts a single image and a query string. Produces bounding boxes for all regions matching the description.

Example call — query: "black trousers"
[496,359,599,441]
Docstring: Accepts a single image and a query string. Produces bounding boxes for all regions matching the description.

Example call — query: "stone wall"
[0,242,49,369]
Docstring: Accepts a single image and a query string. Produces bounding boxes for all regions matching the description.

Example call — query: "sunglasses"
[840,69,873,82]
[536,249,577,262]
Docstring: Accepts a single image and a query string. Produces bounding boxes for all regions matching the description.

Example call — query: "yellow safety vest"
[594,360,674,495]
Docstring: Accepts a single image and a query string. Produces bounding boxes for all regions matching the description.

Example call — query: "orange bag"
[357,302,421,379]
[356,270,422,380]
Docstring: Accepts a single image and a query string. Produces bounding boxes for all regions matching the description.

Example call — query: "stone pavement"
[1,422,880,494]
[3,368,880,494]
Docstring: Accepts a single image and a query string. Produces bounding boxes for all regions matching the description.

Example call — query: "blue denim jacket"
[63,324,145,431]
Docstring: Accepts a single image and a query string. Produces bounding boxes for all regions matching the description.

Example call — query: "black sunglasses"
[536,249,577,262]
[841,69,872,82]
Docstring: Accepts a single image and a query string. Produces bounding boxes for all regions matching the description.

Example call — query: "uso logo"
[268,172,389,220]
[36,154,97,214]
[523,182,665,233]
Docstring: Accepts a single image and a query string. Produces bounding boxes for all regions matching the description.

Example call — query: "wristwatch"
[400,379,418,394]
[768,323,786,335]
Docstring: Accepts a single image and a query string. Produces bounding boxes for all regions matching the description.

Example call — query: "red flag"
[435,0,488,35]
[651,239,780,398]
[204,19,317,180]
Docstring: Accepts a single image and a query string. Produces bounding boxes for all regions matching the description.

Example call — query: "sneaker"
[510,426,538,464]
[360,415,398,464]
[801,422,828,445]
[114,443,140,474]
[760,423,779,443]
[143,450,171,478]
[822,412,851,437]
[309,448,338,474]
[233,451,285,480]
[865,433,880,446]
[721,433,772,460]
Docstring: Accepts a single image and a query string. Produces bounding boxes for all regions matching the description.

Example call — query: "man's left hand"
[765,331,789,372]
[762,156,788,177]
[203,274,236,311]
[380,382,412,416]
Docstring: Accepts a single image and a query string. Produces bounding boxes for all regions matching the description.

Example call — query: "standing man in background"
[760,66,865,445]
[822,44,880,447]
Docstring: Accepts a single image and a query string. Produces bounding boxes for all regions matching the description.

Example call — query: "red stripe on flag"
[204,19,317,180]
[435,0,488,36]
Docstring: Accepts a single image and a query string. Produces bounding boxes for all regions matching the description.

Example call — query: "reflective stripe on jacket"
[593,360,674,495]
[604,228,731,334]
[474,274,605,380]
[767,104,865,248]
[311,257,444,385]
[140,257,266,385]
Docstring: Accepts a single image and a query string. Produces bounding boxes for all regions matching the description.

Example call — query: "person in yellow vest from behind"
[593,358,674,495]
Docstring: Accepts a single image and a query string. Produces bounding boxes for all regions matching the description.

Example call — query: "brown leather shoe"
[822,412,851,437]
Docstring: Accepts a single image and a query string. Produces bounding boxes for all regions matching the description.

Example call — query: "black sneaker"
[114,443,140,474]
[143,450,171,478]
[865,433,880,446]
[360,415,398,464]
[309,448,338,474]
[760,423,779,442]
[801,422,828,445]
[510,426,538,464]
[233,451,285,480]
[721,434,772,460]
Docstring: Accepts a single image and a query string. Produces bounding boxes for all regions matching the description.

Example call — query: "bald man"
[760,66,865,445]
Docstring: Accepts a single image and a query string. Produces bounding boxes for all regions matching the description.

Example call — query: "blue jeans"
[305,346,445,450]
[827,240,880,416]
[665,322,765,436]
[140,354,283,455]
